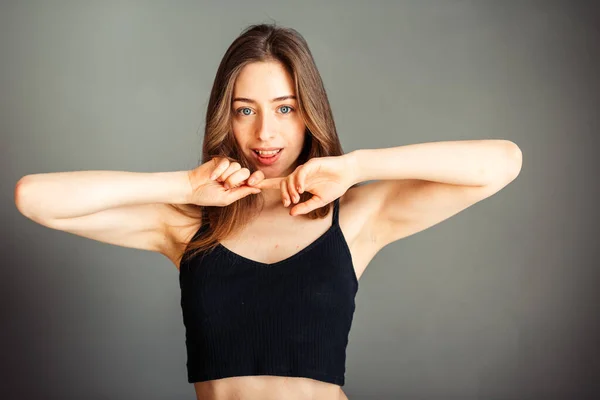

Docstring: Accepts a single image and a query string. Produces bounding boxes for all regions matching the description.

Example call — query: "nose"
[256,111,276,141]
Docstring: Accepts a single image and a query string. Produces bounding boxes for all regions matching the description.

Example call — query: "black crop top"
[178,198,359,386]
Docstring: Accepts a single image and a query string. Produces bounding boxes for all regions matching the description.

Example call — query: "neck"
[259,191,286,212]
[257,161,302,211]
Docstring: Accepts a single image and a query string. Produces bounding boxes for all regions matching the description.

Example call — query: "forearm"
[15,170,191,221]
[347,139,522,186]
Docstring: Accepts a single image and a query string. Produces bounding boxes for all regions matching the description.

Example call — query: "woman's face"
[231,60,306,179]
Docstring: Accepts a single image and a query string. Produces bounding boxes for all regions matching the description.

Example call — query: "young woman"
[15,23,522,400]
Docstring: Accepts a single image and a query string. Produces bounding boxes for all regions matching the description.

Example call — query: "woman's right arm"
[14,170,194,256]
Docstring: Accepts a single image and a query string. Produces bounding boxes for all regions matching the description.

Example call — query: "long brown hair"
[172,23,357,265]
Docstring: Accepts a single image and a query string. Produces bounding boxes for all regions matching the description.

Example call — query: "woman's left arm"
[345,139,523,247]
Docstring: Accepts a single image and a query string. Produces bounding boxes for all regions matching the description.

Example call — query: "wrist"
[343,150,364,186]
[159,170,194,204]
[182,170,195,204]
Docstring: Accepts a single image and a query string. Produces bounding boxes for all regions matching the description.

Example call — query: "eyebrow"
[232,95,297,104]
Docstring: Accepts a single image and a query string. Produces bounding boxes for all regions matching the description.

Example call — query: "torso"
[166,186,378,400]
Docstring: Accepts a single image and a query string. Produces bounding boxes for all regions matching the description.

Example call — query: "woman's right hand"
[186,157,265,207]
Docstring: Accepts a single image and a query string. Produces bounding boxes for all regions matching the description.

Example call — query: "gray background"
[3,1,599,399]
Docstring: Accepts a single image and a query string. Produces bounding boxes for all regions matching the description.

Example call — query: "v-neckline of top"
[216,222,339,268]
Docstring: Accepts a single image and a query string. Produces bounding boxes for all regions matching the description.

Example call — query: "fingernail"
[224,183,229,189]
[248,178,255,185]
[284,199,290,207]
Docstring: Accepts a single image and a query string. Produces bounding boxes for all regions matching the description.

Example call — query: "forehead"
[233,61,295,99]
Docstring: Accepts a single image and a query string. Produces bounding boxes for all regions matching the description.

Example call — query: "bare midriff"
[193,375,348,400]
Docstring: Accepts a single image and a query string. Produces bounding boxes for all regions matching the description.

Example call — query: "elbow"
[483,141,522,186]
[14,176,37,220]
[504,141,523,181]
[14,177,29,216]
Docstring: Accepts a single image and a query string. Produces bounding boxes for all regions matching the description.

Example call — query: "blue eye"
[236,106,294,116]
[279,105,294,114]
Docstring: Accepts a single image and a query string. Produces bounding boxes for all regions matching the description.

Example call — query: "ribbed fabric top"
[178,198,359,386]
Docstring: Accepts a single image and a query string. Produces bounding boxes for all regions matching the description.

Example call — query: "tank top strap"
[332,197,340,226]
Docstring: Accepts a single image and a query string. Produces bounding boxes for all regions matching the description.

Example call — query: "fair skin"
[230,60,307,211]
[226,60,522,247]
[191,60,521,399]
[15,59,521,400]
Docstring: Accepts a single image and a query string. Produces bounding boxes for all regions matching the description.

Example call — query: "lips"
[252,147,283,151]
[252,149,282,156]
[252,148,283,165]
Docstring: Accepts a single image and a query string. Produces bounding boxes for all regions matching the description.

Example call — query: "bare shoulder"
[339,182,379,236]
[339,181,384,242]
[160,203,203,268]
[341,180,406,251]
[338,182,385,278]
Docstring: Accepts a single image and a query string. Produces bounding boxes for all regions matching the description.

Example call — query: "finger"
[210,158,230,180]
[287,176,299,204]
[253,177,285,190]
[219,162,241,183]
[296,164,308,194]
[280,178,291,207]
[225,185,262,203]
[290,195,323,216]
[247,170,264,186]
[224,168,251,190]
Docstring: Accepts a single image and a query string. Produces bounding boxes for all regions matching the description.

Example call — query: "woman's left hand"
[252,155,357,216]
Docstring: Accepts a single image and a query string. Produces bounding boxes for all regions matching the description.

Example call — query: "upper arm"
[356,173,519,250]
[351,144,522,250]
[38,203,198,259]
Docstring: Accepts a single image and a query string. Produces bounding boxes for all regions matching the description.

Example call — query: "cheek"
[231,122,250,142]
[286,119,305,142]
[295,132,305,148]
[295,125,307,146]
